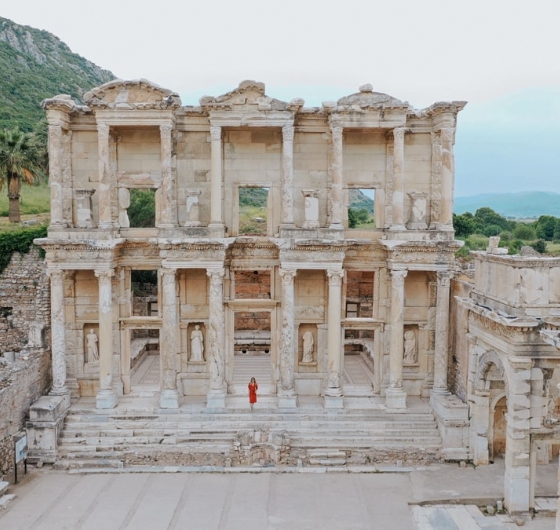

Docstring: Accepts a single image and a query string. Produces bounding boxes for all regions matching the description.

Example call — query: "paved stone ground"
[0,462,556,529]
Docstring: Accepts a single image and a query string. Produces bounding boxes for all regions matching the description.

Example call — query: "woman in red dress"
[248,377,258,411]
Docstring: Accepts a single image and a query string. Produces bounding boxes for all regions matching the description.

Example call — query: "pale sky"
[1,0,559,108]
[1,0,559,196]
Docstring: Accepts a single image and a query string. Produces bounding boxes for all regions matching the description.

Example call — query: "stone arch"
[474,349,509,394]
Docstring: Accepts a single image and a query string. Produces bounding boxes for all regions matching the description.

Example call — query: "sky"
[1,0,559,196]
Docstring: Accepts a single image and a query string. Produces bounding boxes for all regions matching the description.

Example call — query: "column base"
[49,387,71,410]
[159,389,180,409]
[96,389,117,409]
[389,224,406,231]
[329,223,344,230]
[385,387,407,409]
[324,394,344,409]
[207,390,226,409]
[208,223,225,238]
[278,392,298,408]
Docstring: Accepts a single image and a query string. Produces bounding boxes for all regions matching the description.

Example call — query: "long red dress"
[248,382,258,404]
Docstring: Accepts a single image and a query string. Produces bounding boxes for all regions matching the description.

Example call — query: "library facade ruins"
[2,79,559,515]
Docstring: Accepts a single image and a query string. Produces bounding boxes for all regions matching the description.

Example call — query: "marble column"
[325,269,344,408]
[159,124,176,227]
[97,123,112,229]
[209,126,223,227]
[95,269,117,409]
[281,124,295,226]
[160,267,180,408]
[386,269,407,409]
[440,127,455,229]
[329,126,344,229]
[391,127,406,230]
[433,271,452,393]
[278,268,297,407]
[48,125,64,227]
[207,269,226,408]
[429,131,442,228]
[48,269,68,398]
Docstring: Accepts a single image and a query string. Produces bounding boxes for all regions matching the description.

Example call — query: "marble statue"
[302,331,314,363]
[403,330,417,364]
[87,329,99,363]
[190,325,204,361]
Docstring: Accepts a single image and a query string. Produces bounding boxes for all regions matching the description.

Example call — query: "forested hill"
[0,16,116,132]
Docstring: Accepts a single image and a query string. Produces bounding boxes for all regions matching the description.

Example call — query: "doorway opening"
[129,328,160,394]
[343,328,376,395]
[238,187,269,236]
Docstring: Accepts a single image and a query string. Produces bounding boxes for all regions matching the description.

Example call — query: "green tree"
[348,208,358,228]
[453,212,476,238]
[473,207,512,233]
[513,223,536,241]
[0,127,46,222]
[531,239,547,253]
[534,215,558,241]
[127,188,156,227]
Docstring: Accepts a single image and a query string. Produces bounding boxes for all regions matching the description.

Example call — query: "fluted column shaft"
[97,123,112,229]
[279,268,296,395]
[95,269,117,408]
[48,125,64,227]
[330,126,344,228]
[207,269,226,405]
[209,126,223,226]
[440,127,455,228]
[433,271,452,392]
[159,124,176,227]
[389,269,407,389]
[49,269,67,395]
[160,267,180,408]
[326,269,344,396]
[281,125,295,226]
[391,127,406,230]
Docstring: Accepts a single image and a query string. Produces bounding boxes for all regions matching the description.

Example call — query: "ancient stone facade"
[37,79,465,412]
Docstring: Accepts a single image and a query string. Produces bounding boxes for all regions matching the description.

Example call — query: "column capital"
[330,126,343,140]
[206,268,225,280]
[97,122,110,136]
[327,268,344,286]
[160,124,172,136]
[436,270,454,286]
[47,268,65,284]
[392,127,407,141]
[159,267,177,277]
[279,268,297,282]
[94,269,115,283]
[282,124,295,141]
[390,269,408,281]
[209,126,222,141]
[440,127,456,144]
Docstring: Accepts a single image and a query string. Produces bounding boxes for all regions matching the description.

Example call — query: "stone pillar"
[325,269,344,408]
[433,271,452,393]
[160,267,180,408]
[391,127,406,230]
[97,123,112,229]
[94,270,117,408]
[330,126,344,229]
[209,126,223,228]
[48,125,64,227]
[207,269,226,408]
[429,131,442,228]
[278,268,297,407]
[48,269,68,399]
[281,124,295,226]
[440,127,455,228]
[386,269,407,409]
[159,124,176,227]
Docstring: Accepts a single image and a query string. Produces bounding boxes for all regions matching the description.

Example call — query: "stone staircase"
[54,404,442,470]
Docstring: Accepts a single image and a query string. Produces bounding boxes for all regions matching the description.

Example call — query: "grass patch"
[239,205,267,235]
[0,181,50,216]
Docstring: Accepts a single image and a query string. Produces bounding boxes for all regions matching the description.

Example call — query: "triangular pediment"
[83,79,181,110]
[335,84,408,110]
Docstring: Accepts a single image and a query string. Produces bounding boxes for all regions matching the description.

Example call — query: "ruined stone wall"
[0,247,51,473]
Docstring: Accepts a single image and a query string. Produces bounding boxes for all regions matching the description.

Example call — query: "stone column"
[97,123,113,229]
[95,269,117,409]
[433,271,452,394]
[159,124,176,227]
[391,127,406,230]
[386,269,407,409]
[209,126,223,228]
[281,124,295,226]
[207,269,226,408]
[429,131,442,228]
[48,269,68,398]
[440,127,455,229]
[160,267,180,408]
[329,126,344,229]
[325,269,344,408]
[48,125,64,227]
[278,268,297,407]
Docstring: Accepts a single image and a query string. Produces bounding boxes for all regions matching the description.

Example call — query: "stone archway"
[490,393,507,462]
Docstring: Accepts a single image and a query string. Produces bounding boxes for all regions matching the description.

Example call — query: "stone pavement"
[0,459,556,529]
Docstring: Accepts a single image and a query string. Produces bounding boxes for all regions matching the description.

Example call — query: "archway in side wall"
[491,393,507,462]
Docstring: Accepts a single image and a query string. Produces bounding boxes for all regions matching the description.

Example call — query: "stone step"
[0,481,9,497]
[308,458,347,466]
[54,458,123,470]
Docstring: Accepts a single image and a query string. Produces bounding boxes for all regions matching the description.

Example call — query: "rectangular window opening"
[348,189,375,229]
[128,188,156,228]
[131,270,158,316]
[345,271,374,318]
[238,187,269,236]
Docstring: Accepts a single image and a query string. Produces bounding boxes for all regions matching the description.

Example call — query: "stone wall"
[0,247,51,473]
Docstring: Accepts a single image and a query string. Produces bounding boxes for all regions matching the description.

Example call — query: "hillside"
[0,16,115,131]
[454,191,560,218]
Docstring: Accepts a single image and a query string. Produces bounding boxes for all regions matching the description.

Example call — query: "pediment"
[200,80,303,112]
[83,79,181,110]
[332,84,409,111]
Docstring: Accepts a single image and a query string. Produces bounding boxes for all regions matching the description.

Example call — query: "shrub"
[531,239,547,254]
[513,223,536,241]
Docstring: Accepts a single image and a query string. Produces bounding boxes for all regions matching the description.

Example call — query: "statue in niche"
[86,329,99,363]
[190,325,204,361]
[302,331,314,363]
[403,330,417,364]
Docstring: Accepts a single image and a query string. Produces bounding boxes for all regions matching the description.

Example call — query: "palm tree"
[0,127,46,223]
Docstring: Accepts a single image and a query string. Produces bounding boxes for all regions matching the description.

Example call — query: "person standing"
[248,377,258,411]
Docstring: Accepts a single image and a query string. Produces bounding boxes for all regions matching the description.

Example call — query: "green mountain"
[0,16,115,132]
[349,189,374,213]
[454,191,560,219]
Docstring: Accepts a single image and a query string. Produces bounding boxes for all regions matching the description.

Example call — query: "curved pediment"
[200,80,304,112]
[336,84,408,109]
[83,79,181,110]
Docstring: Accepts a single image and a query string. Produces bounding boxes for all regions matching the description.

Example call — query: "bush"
[508,239,524,255]
[0,225,47,272]
[513,223,536,241]
[531,239,547,253]
[482,224,502,237]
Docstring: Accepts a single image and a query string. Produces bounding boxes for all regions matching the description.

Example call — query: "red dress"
[248,382,258,404]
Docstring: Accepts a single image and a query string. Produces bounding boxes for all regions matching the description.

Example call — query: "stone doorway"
[491,395,507,461]
[343,329,376,396]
